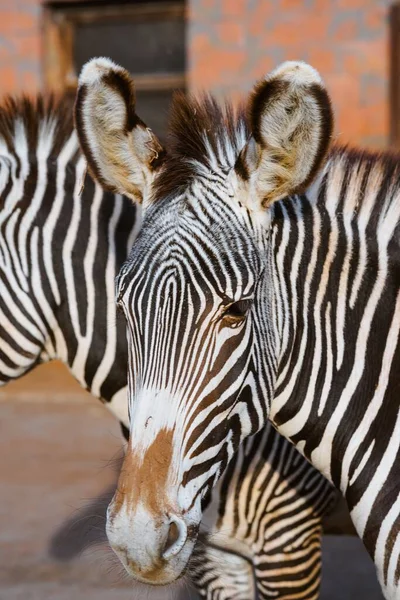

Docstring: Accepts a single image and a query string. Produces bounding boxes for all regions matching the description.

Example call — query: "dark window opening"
[43,1,186,142]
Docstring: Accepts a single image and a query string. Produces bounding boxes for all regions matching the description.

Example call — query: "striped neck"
[269,149,400,494]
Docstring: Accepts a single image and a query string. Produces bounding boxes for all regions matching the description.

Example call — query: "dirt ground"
[0,362,384,599]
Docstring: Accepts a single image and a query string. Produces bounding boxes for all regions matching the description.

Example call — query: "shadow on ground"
[48,478,384,600]
[49,484,114,560]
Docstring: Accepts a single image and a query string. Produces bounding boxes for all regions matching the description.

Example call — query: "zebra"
[74,56,400,599]
[0,95,136,428]
[0,92,336,599]
[192,426,334,599]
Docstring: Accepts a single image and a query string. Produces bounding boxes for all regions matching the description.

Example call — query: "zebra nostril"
[165,522,179,552]
[162,516,188,559]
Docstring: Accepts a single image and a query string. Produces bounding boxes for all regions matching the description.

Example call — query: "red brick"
[216,20,244,47]
[328,74,360,108]
[191,35,246,89]
[0,0,391,149]
[190,32,212,58]
[362,106,387,137]
[0,40,14,62]
[19,69,41,93]
[18,0,41,7]
[189,0,389,146]
[280,0,305,8]
[17,34,41,61]
[221,0,248,18]
[0,65,17,95]
[247,57,275,81]
[247,2,275,37]
[0,12,16,35]
[0,4,41,96]
[337,0,377,8]
[331,18,358,42]
[341,52,361,76]
[345,40,387,76]
[303,0,334,7]
[261,13,331,47]
[307,47,336,75]
[202,50,246,88]
[200,0,219,10]
[364,5,386,32]
[0,10,38,35]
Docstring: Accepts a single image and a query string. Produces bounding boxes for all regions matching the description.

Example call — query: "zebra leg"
[191,543,256,600]
[254,526,323,600]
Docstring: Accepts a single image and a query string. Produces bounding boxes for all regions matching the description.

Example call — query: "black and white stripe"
[73,58,400,598]
[115,104,400,598]
[0,95,336,599]
[0,97,137,423]
[194,424,334,599]
[269,150,400,598]
[118,172,335,598]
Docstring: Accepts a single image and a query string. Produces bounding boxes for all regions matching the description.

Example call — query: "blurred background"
[0,0,394,598]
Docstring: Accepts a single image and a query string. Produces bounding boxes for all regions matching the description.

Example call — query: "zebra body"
[74,57,400,599]
[0,94,336,599]
[0,98,136,425]
[270,149,400,598]
[196,424,333,599]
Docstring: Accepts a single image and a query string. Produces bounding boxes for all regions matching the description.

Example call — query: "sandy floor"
[0,363,383,599]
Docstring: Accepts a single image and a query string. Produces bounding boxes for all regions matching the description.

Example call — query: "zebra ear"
[235,61,333,210]
[74,57,165,204]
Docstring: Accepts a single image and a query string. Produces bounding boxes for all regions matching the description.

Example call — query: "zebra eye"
[223,299,252,323]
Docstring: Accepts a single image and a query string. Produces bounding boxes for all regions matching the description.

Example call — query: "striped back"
[0,95,138,422]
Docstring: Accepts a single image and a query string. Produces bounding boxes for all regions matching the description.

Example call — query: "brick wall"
[0,0,42,94]
[0,1,392,148]
[188,0,392,148]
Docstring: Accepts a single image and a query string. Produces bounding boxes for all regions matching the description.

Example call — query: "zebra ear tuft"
[235,61,333,210]
[74,57,165,205]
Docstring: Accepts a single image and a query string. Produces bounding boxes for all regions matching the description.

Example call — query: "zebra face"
[108,190,268,583]
[75,58,333,584]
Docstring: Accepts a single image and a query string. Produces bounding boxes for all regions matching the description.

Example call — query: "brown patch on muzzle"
[109,429,174,521]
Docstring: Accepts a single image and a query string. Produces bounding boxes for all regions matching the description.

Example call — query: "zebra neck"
[269,155,400,490]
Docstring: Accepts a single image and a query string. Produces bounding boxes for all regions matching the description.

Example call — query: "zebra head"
[75,58,333,585]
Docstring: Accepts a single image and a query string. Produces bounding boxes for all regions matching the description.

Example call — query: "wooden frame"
[42,1,186,94]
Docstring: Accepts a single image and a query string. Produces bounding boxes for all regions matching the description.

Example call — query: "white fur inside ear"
[79,57,125,87]
[230,168,272,231]
[235,60,332,212]
[76,57,164,205]
[94,86,128,133]
[269,60,323,87]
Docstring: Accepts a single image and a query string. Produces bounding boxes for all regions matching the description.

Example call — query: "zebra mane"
[153,93,249,200]
[0,93,74,159]
[331,144,400,174]
[328,145,400,215]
